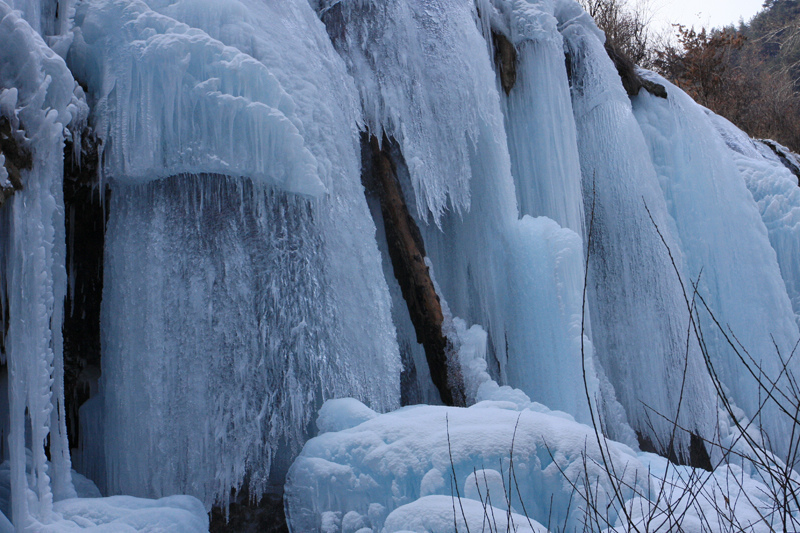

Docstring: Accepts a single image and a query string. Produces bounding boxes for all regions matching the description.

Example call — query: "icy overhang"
[70,0,325,197]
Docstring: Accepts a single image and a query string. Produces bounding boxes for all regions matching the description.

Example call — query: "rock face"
[604,41,667,99]
[209,488,288,533]
[493,31,517,95]
[0,116,32,206]
[365,134,465,407]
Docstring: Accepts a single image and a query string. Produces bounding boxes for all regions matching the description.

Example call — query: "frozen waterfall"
[0,0,798,530]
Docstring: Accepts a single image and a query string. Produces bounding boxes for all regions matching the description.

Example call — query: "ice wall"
[633,74,800,451]
[556,0,718,448]
[500,0,585,236]
[0,2,87,528]
[71,0,401,509]
[709,113,800,328]
[323,0,605,426]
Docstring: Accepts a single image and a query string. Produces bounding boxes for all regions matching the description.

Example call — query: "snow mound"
[285,399,647,532]
[44,495,208,532]
[383,495,545,533]
[0,458,207,532]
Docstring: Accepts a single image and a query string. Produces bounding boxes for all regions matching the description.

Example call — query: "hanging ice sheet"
[632,73,800,453]
[69,0,324,195]
[318,0,498,222]
[499,0,585,236]
[555,0,717,449]
[71,0,401,509]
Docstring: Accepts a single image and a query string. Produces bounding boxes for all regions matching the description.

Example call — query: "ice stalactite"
[70,0,400,510]
[318,0,494,224]
[556,0,717,453]
[0,2,87,528]
[632,73,800,454]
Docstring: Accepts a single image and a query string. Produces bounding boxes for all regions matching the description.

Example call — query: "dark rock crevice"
[62,128,105,450]
[363,133,466,407]
[761,139,800,186]
[0,115,32,207]
[209,487,288,533]
[493,31,517,95]
[637,431,712,472]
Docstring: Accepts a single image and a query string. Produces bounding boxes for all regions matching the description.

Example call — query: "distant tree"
[653,17,800,152]
[654,26,747,108]
[579,0,654,65]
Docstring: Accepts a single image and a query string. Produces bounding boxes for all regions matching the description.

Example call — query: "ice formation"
[0,0,799,530]
[68,0,401,510]
[632,72,800,452]
[286,398,799,533]
[0,2,83,526]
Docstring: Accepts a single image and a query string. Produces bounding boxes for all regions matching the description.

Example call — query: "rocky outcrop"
[604,41,667,99]
[493,31,517,95]
[0,115,32,206]
[761,139,800,186]
[364,133,465,407]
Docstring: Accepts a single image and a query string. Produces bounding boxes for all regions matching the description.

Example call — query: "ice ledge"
[70,0,325,197]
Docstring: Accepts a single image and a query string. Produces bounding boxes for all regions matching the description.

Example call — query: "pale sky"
[646,0,765,36]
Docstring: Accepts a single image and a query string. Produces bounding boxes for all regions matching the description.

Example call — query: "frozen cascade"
[325,0,606,424]
[71,0,401,509]
[632,73,800,452]
[0,2,85,526]
[556,0,717,448]
[708,112,800,329]
[500,0,585,236]
[2,0,800,529]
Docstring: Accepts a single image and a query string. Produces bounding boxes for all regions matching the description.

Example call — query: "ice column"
[0,2,83,528]
[501,0,585,236]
